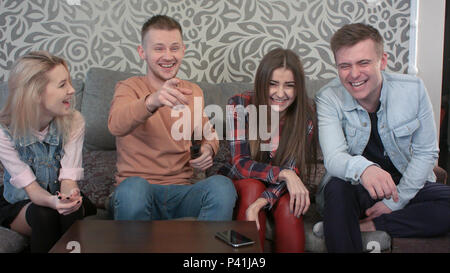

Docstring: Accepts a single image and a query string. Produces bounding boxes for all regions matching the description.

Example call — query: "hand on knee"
[246,198,268,230]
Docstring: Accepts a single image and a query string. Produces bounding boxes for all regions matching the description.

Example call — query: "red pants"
[233,179,305,252]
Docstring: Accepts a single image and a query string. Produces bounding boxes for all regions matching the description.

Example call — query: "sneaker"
[312,221,324,238]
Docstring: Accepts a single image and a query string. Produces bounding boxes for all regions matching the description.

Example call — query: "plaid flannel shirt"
[223,91,314,210]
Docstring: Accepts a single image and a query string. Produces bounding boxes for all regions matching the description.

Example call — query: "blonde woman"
[0,51,96,252]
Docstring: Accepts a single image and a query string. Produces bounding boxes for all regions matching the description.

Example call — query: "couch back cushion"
[80,68,255,151]
[81,67,139,150]
[0,69,331,152]
[305,78,332,99]
[200,82,253,110]
[78,67,331,151]
[72,79,85,112]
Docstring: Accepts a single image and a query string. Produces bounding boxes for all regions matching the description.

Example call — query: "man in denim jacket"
[315,23,450,252]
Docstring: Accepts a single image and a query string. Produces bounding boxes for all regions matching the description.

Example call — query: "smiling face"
[268,67,296,115]
[138,28,185,88]
[39,64,74,128]
[335,38,387,112]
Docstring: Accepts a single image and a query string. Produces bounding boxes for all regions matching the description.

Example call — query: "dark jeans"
[323,178,450,253]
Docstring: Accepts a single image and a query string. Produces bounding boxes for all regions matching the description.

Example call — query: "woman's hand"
[279,169,310,217]
[57,187,81,202]
[24,181,82,215]
[245,198,268,230]
[57,179,83,215]
[51,194,82,215]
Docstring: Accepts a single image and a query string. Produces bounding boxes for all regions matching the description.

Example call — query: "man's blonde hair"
[0,51,75,143]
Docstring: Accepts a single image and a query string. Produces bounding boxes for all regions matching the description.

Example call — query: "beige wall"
[416,0,446,135]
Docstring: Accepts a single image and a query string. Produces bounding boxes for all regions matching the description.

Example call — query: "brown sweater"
[108,76,219,185]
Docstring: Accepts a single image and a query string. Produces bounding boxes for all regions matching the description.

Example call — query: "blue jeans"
[109,175,237,221]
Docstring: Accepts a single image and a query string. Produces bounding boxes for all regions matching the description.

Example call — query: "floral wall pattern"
[0,0,411,82]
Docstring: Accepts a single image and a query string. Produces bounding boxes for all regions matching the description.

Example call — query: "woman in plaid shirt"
[223,48,318,252]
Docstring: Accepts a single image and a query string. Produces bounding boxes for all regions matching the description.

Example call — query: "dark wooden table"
[49,220,262,253]
[391,233,450,253]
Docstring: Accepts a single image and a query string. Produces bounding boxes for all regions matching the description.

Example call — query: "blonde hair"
[0,51,75,143]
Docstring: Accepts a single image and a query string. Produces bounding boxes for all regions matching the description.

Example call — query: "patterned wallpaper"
[0,0,411,83]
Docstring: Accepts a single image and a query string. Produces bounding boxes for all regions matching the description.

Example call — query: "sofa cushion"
[81,67,139,151]
[72,79,84,112]
[77,150,117,209]
[0,226,28,253]
[79,67,330,152]
[200,81,253,114]
[305,78,332,99]
[80,68,254,151]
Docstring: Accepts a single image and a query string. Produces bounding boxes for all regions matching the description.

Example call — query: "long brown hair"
[250,48,317,184]
[0,51,75,143]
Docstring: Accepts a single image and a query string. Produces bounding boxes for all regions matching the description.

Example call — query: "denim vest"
[1,122,63,204]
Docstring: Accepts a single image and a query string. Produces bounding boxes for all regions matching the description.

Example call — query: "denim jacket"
[1,122,63,204]
[315,72,438,214]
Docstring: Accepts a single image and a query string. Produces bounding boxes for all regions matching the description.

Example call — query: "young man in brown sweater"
[107,15,236,221]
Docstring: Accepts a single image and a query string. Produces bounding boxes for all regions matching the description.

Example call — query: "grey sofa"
[0,67,392,253]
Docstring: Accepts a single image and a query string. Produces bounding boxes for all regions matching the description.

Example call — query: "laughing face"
[268,67,296,116]
[39,64,75,125]
[138,28,185,88]
[335,38,387,112]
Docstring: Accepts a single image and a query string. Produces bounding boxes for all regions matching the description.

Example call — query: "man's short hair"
[330,23,384,59]
[141,15,182,44]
